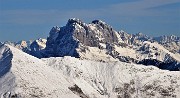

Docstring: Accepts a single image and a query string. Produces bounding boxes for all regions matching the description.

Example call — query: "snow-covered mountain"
[0,43,180,98]
[44,19,123,57]
[3,38,47,58]
[0,18,180,97]
[153,35,180,53]
[0,44,81,98]
[41,18,180,71]
[3,18,179,70]
[3,40,32,54]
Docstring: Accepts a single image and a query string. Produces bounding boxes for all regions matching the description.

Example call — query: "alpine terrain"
[0,18,180,98]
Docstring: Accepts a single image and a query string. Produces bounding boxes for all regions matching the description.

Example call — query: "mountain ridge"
[0,44,180,97]
[0,18,180,98]
[2,18,180,71]
[42,18,180,71]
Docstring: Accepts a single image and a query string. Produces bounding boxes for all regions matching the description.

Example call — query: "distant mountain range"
[3,18,180,71]
[0,18,180,98]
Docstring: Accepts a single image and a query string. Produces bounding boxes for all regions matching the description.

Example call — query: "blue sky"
[0,0,180,41]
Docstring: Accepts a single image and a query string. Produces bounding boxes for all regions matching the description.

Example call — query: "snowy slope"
[0,45,81,98]
[0,44,107,98]
[43,56,180,98]
[0,44,180,98]
[113,41,180,62]
[142,41,180,62]
[153,35,180,53]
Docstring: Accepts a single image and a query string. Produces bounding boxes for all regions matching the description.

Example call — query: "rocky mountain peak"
[92,20,106,26]
[50,26,60,33]
[17,40,27,48]
[159,35,180,43]
[43,18,124,58]
[49,26,60,38]
[29,38,47,58]
[66,18,84,27]
[92,19,113,30]
[31,38,47,50]
[136,32,143,36]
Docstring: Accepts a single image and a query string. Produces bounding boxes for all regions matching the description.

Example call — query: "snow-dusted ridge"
[0,44,80,98]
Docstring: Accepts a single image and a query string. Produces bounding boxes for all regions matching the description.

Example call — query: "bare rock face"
[44,18,123,58]
[46,26,60,50]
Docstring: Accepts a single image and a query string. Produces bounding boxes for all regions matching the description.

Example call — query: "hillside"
[0,43,180,97]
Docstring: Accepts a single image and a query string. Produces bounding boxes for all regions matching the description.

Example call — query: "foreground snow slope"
[0,45,81,98]
[43,57,180,98]
[0,44,107,98]
[0,44,180,98]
